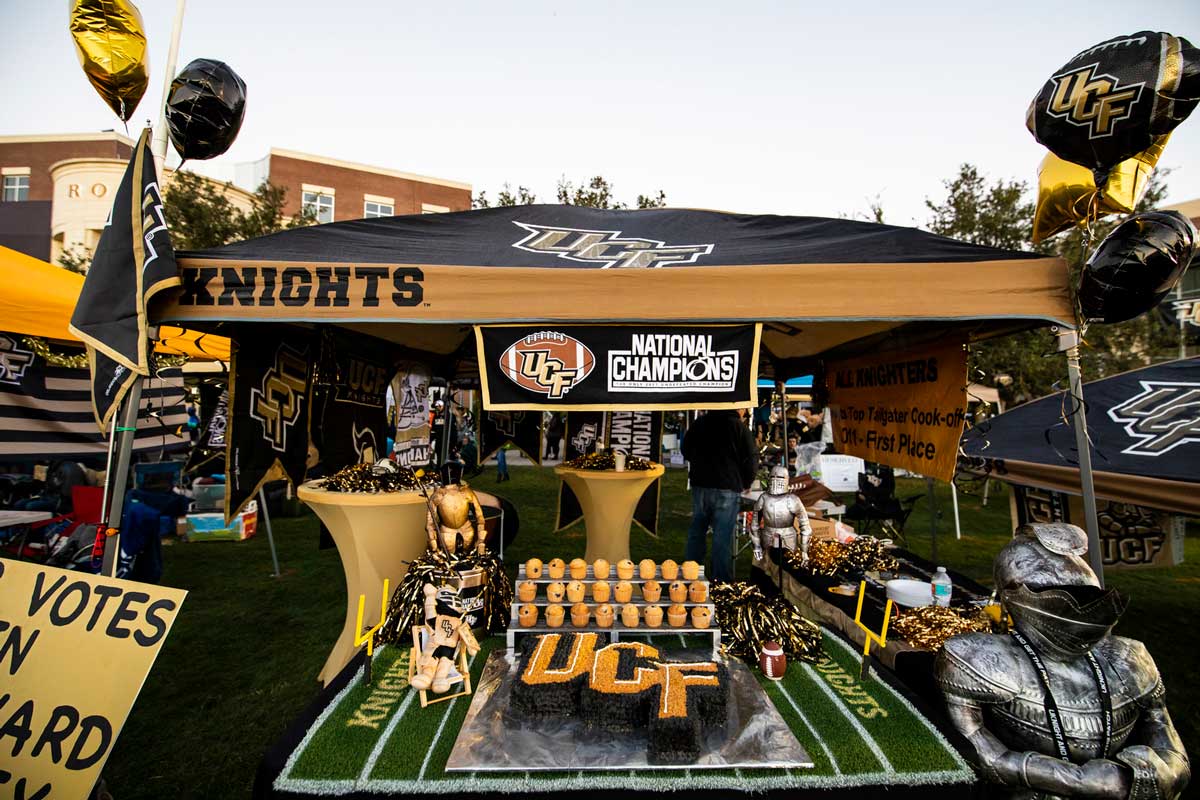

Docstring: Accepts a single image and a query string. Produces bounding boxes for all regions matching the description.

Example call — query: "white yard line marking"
[774,680,842,775]
[358,670,423,781]
[418,695,460,779]
[824,634,970,769]
[802,663,894,773]
[277,650,384,783]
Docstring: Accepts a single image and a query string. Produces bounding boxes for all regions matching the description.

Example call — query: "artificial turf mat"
[268,628,974,795]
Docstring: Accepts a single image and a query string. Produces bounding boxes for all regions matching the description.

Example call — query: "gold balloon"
[69,0,150,121]
[1032,136,1169,243]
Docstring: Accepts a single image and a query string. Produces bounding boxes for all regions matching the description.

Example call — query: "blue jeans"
[685,487,739,582]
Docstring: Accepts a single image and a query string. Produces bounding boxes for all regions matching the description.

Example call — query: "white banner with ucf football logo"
[475,324,760,410]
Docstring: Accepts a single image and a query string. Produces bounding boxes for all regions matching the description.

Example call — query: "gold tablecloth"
[554,464,665,562]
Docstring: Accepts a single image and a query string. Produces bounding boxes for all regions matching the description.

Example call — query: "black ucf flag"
[313,329,393,472]
[478,410,543,467]
[69,128,181,429]
[226,328,315,520]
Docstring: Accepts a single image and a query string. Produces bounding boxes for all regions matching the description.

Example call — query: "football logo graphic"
[498,331,595,399]
[759,641,786,680]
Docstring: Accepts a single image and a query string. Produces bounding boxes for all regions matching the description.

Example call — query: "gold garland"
[790,536,899,577]
[318,462,429,493]
[891,605,994,652]
[562,451,655,471]
[711,581,823,664]
[21,337,88,369]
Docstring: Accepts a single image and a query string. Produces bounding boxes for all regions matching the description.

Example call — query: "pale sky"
[3,0,1198,228]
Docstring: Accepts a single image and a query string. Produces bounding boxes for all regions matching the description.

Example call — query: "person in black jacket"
[681,408,757,581]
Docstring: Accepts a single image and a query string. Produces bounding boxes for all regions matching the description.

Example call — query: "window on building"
[364,201,394,218]
[421,203,450,214]
[2,175,30,202]
[302,191,335,224]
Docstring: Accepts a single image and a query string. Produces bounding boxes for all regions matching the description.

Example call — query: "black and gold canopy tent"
[155,204,1073,377]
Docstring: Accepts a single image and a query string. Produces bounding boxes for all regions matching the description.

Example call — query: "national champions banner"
[476,324,760,410]
[556,410,663,534]
[826,339,967,482]
[226,328,316,520]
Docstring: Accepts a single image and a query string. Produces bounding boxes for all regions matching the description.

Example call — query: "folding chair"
[408,626,472,707]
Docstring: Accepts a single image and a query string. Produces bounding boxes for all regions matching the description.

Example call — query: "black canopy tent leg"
[101,377,143,577]
[1058,328,1105,586]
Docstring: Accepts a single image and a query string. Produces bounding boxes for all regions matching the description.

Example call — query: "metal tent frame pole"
[1059,329,1104,585]
[101,379,143,576]
[259,486,281,578]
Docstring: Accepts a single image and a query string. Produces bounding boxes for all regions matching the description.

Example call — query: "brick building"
[0,132,472,264]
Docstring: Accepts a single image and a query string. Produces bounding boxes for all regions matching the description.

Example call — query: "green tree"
[924,163,1177,405]
[163,170,316,250]
[473,175,667,210]
[57,244,92,274]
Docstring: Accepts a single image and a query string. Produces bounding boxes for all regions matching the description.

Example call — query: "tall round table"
[297,482,428,685]
[554,464,665,562]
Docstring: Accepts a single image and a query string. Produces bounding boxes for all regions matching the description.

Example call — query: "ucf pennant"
[225,327,315,520]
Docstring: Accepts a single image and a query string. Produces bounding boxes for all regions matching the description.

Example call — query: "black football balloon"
[1027,32,1199,182]
[1078,210,1197,324]
[165,58,247,161]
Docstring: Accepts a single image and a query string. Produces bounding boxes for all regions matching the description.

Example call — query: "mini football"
[760,641,787,680]
[498,331,595,399]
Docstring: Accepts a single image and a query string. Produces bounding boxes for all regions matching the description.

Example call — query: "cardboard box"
[184,503,257,542]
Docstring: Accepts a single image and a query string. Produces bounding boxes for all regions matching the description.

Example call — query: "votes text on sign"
[0,560,185,800]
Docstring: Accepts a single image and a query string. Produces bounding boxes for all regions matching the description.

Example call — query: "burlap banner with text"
[827,339,967,481]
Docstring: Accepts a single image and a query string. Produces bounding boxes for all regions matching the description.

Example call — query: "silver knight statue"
[751,466,813,563]
[936,523,1189,799]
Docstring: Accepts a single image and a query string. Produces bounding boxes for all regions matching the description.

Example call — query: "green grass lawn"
[102,467,1199,798]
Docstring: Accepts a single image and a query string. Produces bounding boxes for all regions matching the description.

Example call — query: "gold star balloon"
[69,0,150,121]
[1032,136,1170,244]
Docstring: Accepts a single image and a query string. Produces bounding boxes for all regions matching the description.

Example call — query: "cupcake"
[525,558,544,579]
[667,604,688,627]
[669,580,688,604]
[571,602,590,627]
[592,580,611,603]
[616,559,635,580]
[639,558,657,580]
[614,580,634,604]
[641,580,662,603]
[691,606,712,628]
[518,604,538,627]
[592,558,611,580]
[660,559,679,581]
[644,605,664,627]
[545,604,565,627]
[569,557,588,580]
[688,581,708,603]
[546,581,565,603]
[547,558,566,579]
[595,603,614,628]
[621,604,639,627]
[517,580,538,602]
[566,580,586,603]
[682,560,701,581]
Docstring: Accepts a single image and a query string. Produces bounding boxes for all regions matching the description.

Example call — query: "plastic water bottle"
[931,567,952,607]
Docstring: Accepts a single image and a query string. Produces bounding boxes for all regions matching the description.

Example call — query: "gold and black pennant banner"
[478,410,543,467]
[225,328,315,521]
[312,328,393,472]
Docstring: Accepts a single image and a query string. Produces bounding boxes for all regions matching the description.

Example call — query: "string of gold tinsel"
[153,353,189,369]
[562,451,655,471]
[377,548,513,644]
[790,536,899,578]
[711,581,823,664]
[891,605,994,652]
[21,337,88,369]
[318,463,428,493]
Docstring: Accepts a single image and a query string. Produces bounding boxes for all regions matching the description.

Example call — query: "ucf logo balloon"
[1027,31,1199,182]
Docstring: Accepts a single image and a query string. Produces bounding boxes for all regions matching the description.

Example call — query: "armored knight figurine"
[410,583,481,693]
[425,464,487,556]
[936,523,1188,799]
[751,466,813,563]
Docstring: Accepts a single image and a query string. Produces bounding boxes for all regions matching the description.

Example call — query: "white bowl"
[886,579,933,608]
